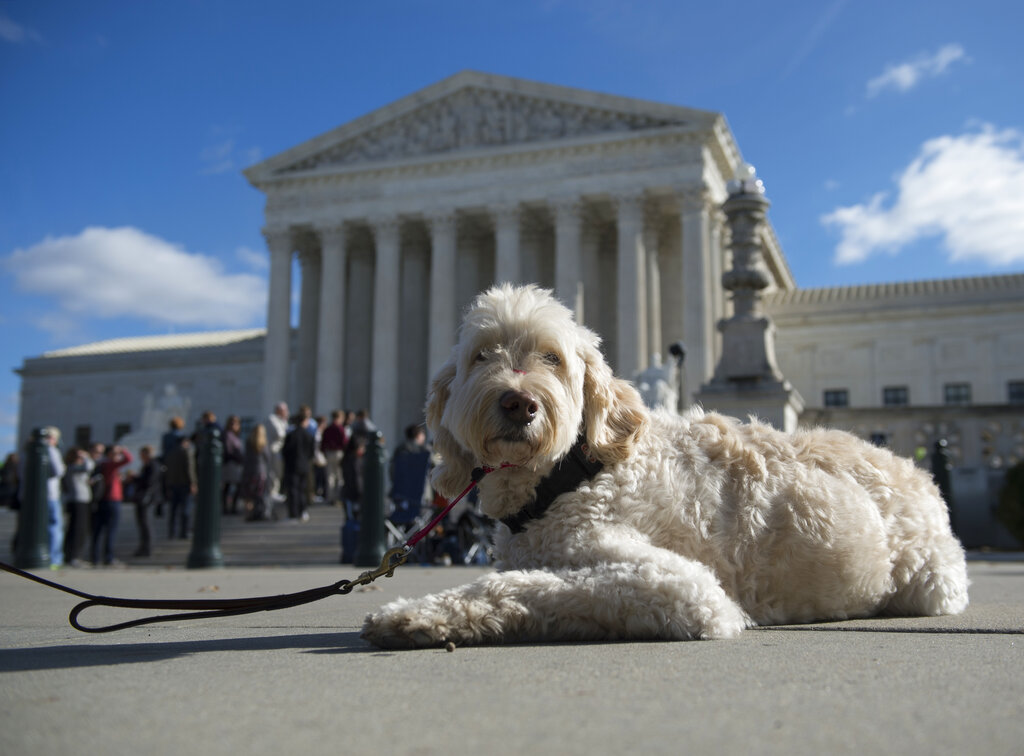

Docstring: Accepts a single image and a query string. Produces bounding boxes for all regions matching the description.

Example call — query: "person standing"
[281,407,315,522]
[133,445,160,557]
[92,445,132,566]
[320,410,348,506]
[163,437,197,539]
[222,415,244,515]
[241,424,275,521]
[62,446,94,567]
[43,428,66,569]
[265,402,289,503]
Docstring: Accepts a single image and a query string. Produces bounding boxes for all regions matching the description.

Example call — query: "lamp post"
[695,164,804,431]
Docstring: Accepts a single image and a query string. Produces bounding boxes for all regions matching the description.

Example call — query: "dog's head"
[426,284,649,498]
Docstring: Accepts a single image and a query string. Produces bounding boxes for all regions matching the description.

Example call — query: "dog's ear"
[424,358,476,499]
[429,425,477,500]
[580,339,648,465]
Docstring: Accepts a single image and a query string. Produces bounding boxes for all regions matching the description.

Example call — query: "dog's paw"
[361,597,457,649]
[693,594,751,640]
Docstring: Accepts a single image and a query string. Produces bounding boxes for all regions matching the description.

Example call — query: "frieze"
[280,87,687,174]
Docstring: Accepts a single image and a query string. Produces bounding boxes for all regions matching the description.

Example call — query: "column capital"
[296,247,314,265]
[550,195,584,217]
[368,216,401,237]
[425,209,458,234]
[262,226,294,252]
[315,223,348,248]
[491,202,521,226]
[676,185,713,213]
[612,191,646,218]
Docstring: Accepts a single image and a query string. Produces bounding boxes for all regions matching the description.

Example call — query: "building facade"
[242,71,794,445]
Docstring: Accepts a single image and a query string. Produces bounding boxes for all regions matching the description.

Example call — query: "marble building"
[243,70,793,446]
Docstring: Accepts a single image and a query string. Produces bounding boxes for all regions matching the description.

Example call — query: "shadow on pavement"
[0,630,370,673]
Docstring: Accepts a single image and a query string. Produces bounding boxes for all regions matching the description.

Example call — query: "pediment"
[249,71,715,180]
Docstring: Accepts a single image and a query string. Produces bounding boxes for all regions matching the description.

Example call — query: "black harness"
[499,436,604,534]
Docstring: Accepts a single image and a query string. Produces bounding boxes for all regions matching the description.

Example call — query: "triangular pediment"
[248,71,718,180]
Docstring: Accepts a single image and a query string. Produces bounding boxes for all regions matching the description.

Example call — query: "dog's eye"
[542,352,561,366]
[474,352,487,363]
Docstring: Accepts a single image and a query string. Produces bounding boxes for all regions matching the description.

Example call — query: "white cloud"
[0,12,41,44]
[4,227,268,332]
[200,128,262,175]
[235,245,268,271]
[822,125,1024,267]
[866,43,967,98]
[200,138,236,175]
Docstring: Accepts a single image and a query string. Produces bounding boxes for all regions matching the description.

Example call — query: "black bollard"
[355,432,387,567]
[188,424,224,568]
[14,428,51,568]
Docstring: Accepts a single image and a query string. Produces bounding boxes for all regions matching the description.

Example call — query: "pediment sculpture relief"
[282,88,685,173]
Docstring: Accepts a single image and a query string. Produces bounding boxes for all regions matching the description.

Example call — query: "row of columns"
[261,190,720,442]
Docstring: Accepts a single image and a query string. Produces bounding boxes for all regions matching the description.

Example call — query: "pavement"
[1,506,1023,756]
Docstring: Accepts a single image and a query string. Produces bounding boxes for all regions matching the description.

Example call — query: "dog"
[362,284,968,648]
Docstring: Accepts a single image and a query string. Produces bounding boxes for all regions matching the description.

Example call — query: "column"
[644,214,662,364]
[296,247,321,409]
[554,197,583,320]
[370,218,401,445]
[616,193,647,376]
[493,204,521,285]
[680,189,714,403]
[315,224,347,413]
[261,228,293,414]
[428,211,458,379]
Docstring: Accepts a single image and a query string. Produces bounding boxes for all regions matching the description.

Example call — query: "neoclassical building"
[243,71,793,443]
[15,73,1024,543]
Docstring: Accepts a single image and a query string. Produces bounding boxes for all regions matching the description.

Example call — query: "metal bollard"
[14,428,50,568]
[355,432,387,567]
[187,424,224,568]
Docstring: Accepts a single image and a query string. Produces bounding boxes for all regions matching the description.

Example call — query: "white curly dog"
[362,284,968,648]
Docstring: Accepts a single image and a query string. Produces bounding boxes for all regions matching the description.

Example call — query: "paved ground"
[1,508,1023,755]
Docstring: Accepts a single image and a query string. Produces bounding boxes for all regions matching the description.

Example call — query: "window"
[74,425,91,449]
[823,389,849,408]
[943,383,971,406]
[882,386,909,407]
[1009,381,1024,405]
[113,423,132,442]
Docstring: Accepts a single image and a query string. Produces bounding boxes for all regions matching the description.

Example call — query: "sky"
[2,0,1023,457]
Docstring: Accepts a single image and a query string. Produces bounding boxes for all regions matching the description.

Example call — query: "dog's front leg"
[361,559,749,649]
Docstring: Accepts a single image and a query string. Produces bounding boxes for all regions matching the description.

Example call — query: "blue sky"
[2,0,1023,456]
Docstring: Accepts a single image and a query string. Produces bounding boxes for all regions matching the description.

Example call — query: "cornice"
[767,273,1024,327]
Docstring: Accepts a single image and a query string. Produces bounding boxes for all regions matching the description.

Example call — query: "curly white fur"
[362,285,968,648]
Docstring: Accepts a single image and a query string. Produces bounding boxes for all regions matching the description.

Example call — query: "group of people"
[1,429,144,568]
[258,403,383,525]
[0,404,441,568]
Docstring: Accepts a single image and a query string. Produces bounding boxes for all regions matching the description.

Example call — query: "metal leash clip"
[337,546,412,594]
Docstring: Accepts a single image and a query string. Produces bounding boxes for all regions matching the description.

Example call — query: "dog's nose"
[500,390,539,425]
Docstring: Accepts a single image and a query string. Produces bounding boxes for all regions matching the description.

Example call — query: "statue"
[635,353,678,412]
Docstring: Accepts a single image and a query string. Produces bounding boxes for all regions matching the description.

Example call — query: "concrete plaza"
[1,508,1022,755]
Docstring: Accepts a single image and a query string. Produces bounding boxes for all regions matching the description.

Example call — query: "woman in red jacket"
[91,445,132,566]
